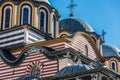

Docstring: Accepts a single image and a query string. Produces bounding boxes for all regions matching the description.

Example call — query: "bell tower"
[0,0,59,49]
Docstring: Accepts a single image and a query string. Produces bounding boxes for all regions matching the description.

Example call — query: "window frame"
[110,60,117,72]
[21,5,31,25]
[2,5,12,30]
[39,9,47,33]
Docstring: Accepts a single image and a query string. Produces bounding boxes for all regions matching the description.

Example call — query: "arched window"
[21,5,31,25]
[39,9,47,33]
[84,45,88,56]
[91,36,96,43]
[2,5,12,29]
[111,60,117,72]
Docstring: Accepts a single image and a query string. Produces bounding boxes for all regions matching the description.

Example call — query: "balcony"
[0,25,52,49]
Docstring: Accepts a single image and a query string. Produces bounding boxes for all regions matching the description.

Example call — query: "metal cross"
[101,29,106,42]
[66,0,78,16]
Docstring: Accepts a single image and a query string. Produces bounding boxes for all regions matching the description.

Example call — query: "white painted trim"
[39,9,47,33]
[21,5,31,25]
[0,40,24,47]
[0,29,24,38]
[26,30,29,43]
[24,29,28,43]
[3,5,12,30]
[0,35,24,43]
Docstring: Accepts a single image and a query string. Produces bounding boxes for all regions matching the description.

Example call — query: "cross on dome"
[66,0,78,17]
[101,29,107,42]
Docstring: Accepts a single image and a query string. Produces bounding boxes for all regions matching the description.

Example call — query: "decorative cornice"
[0,45,55,67]
[0,45,92,67]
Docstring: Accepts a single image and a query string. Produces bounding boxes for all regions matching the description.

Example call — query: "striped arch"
[26,61,43,78]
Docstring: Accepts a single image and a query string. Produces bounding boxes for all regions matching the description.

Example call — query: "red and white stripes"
[0,52,58,80]
[0,42,67,80]
[71,36,97,60]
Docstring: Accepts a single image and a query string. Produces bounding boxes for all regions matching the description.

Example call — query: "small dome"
[59,18,94,34]
[102,44,120,58]
[55,64,93,77]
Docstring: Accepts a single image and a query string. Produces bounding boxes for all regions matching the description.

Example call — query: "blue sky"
[49,0,120,49]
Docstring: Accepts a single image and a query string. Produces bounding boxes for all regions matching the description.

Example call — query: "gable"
[71,33,98,60]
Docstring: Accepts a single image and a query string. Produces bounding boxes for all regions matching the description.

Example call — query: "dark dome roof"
[59,18,94,33]
[55,64,93,77]
[102,44,120,58]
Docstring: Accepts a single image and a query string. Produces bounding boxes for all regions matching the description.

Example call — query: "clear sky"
[49,0,120,49]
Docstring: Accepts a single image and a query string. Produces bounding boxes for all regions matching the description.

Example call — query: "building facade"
[0,0,120,80]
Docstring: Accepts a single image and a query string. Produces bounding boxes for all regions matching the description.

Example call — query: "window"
[39,9,47,33]
[111,60,117,72]
[2,5,12,29]
[21,5,31,25]
[84,45,88,56]
[31,66,40,77]
[40,12,45,32]
[23,8,29,24]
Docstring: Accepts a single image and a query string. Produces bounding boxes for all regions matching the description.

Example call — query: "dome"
[102,44,120,58]
[55,64,93,77]
[59,18,94,33]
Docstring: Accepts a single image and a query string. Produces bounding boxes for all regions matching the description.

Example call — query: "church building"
[0,0,120,80]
